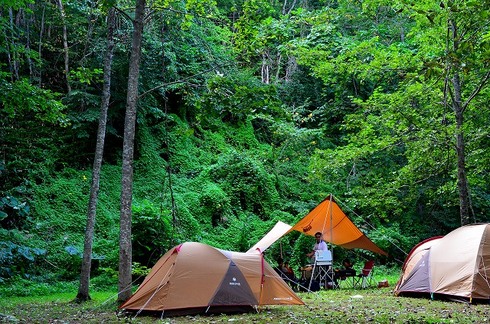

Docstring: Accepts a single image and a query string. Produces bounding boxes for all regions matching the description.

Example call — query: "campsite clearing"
[2,287,489,323]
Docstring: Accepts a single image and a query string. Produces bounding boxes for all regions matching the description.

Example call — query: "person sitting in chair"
[335,259,356,280]
[275,257,298,290]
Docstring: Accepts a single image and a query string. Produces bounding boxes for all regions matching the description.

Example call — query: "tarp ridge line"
[333,194,406,257]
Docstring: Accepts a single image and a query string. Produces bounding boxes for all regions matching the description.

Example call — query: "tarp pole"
[329,195,334,261]
[258,248,265,305]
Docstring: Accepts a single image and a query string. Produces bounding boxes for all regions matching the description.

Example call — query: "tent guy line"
[333,197,409,257]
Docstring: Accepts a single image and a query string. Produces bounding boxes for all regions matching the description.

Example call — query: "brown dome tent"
[120,242,304,316]
[394,223,490,303]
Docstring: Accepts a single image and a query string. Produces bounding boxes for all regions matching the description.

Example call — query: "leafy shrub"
[203,211,258,252]
[0,229,47,281]
[0,77,65,123]
[131,262,151,284]
[0,194,31,230]
[90,268,118,291]
[199,183,232,227]
[209,151,279,219]
[171,197,202,242]
[131,199,173,266]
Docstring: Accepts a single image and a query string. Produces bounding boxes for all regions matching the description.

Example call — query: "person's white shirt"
[314,240,329,252]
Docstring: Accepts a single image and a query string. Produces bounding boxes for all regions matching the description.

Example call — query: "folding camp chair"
[335,259,356,288]
[337,270,356,288]
[354,260,375,289]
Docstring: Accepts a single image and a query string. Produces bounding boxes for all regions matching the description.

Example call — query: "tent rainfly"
[394,223,490,303]
[120,242,304,316]
[248,195,387,256]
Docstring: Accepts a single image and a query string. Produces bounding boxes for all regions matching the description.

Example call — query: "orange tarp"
[247,195,387,256]
[288,195,387,256]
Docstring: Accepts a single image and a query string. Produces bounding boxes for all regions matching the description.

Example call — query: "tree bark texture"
[449,19,470,226]
[118,0,146,303]
[56,0,71,93]
[452,72,470,226]
[38,3,46,86]
[7,8,19,81]
[76,7,116,302]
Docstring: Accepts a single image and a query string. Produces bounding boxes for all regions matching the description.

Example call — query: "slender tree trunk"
[24,8,34,80]
[7,8,19,81]
[38,4,46,86]
[285,55,297,81]
[452,72,470,226]
[56,0,71,93]
[275,53,282,83]
[75,7,116,303]
[118,0,146,303]
[81,0,97,64]
[261,52,270,84]
[448,19,470,226]
[282,0,297,15]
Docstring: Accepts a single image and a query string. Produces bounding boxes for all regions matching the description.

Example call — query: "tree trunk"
[449,19,470,226]
[81,0,97,64]
[118,0,146,303]
[452,72,470,226]
[38,3,46,86]
[7,8,19,81]
[56,0,71,93]
[261,52,270,84]
[76,7,116,303]
[24,8,34,80]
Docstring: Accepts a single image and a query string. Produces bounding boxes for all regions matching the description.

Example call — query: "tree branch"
[462,70,490,113]
[138,67,217,98]
[114,6,133,23]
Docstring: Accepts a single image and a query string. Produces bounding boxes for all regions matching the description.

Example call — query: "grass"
[1,277,490,324]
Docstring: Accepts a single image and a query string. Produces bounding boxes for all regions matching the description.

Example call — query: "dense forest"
[1,0,489,300]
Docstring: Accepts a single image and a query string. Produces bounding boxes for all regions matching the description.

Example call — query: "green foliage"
[0,0,34,9]
[198,182,232,227]
[89,270,118,290]
[30,165,121,275]
[132,199,173,266]
[0,229,47,281]
[69,67,103,85]
[298,0,489,235]
[202,212,259,252]
[131,262,151,278]
[233,0,276,62]
[209,150,279,219]
[200,70,283,124]
[0,78,66,124]
[0,190,31,230]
